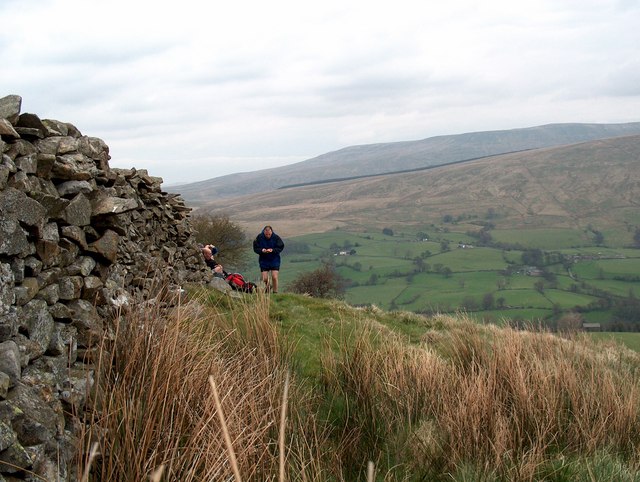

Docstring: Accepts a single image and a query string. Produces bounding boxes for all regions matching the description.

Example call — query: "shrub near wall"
[0,95,211,480]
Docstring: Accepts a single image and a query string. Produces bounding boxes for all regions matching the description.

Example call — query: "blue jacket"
[253,230,284,269]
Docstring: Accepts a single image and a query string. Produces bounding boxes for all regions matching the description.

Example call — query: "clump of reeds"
[77,289,333,481]
[322,314,640,480]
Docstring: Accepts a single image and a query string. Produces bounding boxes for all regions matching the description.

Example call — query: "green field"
[467,308,553,325]
[274,225,640,330]
[589,332,640,352]
[490,227,590,249]
[572,258,640,279]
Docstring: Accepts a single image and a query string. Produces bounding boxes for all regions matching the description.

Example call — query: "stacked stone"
[0,95,211,480]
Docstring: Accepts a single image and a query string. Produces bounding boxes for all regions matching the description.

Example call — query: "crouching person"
[202,244,256,293]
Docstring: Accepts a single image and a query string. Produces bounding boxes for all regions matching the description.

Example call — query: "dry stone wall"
[0,95,212,480]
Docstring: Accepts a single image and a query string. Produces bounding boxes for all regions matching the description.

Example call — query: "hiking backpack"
[225,273,257,293]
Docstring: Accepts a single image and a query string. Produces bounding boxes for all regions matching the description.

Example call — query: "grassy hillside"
[173,122,640,204]
[79,288,640,481]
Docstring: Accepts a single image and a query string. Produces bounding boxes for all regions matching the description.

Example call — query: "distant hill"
[173,122,640,204]
[194,134,640,237]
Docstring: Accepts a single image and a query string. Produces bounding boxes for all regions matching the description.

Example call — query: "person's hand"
[214,265,223,273]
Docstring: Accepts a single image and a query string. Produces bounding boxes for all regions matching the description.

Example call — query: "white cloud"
[1,0,639,184]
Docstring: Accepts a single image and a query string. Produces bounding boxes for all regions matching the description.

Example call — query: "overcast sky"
[1,0,639,185]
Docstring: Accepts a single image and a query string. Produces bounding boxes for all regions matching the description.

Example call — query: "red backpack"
[225,273,257,293]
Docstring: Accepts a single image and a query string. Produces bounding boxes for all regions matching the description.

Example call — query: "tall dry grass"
[322,315,640,480]
[76,289,640,481]
[77,290,336,481]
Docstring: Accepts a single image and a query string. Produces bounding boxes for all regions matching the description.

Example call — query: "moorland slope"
[174,122,640,204]
[195,134,640,237]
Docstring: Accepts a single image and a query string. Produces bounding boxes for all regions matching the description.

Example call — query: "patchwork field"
[272,224,640,329]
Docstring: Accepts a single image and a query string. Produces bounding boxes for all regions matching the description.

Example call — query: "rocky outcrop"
[0,95,212,480]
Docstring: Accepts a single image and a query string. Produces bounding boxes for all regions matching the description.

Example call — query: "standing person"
[253,225,284,293]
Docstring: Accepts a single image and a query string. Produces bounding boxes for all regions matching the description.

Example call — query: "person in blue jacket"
[253,225,284,293]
